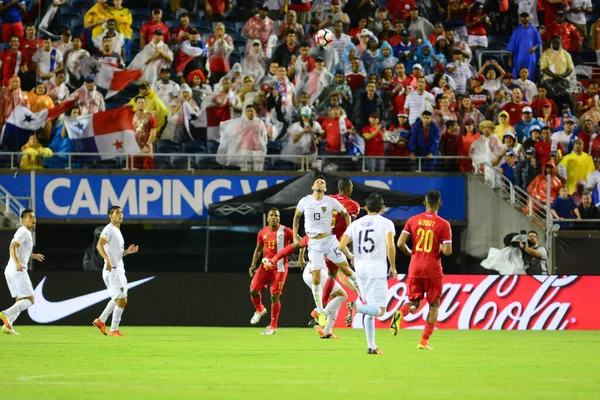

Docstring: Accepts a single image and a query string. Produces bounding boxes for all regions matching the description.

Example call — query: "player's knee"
[117,298,127,308]
[271,294,280,303]
[28,296,34,305]
[327,269,337,279]
[250,289,260,297]
[378,307,386,317]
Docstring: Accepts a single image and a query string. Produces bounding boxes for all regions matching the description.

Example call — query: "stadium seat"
[153,156,171,169]
[272,160,297,171]
[130,8,151,20]
[206,140,219,154]
[0,151,12,169]
[182,140,206,154]
[69,0,92,9]
[223,21,236,32]
[190,21,211,31]
[59,6,83,18]
[156,140,181,153]
[165,20,179,30]
[0,43,9,52]
[234,21,245,32]
[95,159,121,169]
[171,156,195,170]
[229,53,241,66]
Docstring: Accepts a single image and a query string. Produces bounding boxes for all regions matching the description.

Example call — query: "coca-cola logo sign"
[340,275,600,330]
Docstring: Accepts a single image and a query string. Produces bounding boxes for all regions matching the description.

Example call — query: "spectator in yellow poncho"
[127,81,169,133]
[21,135,53,169]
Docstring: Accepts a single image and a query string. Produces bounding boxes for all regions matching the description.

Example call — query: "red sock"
[322,278,335,306]
[271,244,296,263]
[421,322,435,342]
[251,294,264,312]
[399,303,411,317]
[270,302,281,329]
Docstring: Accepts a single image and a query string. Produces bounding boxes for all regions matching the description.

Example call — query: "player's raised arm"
[96,237,112,271]
[386,231,397,279]
[249,241,264,277]
[397,231,412,257]
[338,234,354,262]
[292,208,303,245]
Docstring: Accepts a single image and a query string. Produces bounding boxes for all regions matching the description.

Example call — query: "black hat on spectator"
[84,76,95,82]
[315,56,324,62]
[259,4,269,10]
[188,27,199,35]
[152,8,162,15]
[139,81,149,89]
[550,150,559,157]
[153,29,164,36]
[526,148,535,155]
[556,10,565,17]
[160,68,170,73]
[519,12,529,17]
[401,29,410,37]
[421,110,432,116]
[453,49,463,55]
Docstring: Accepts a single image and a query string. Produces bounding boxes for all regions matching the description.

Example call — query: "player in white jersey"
[293,175,363,327]
[93,206,138,337]
[339,193,397,355]
[0,209,45,335]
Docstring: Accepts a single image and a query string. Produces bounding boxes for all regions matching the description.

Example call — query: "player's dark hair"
[21,209,34,219]
[286,29,297,36]
[425,190,442,206]
[268,207,280,214]
[108,205,122,216]
[337,178,352,192]
[366,193,384,213]
[315,174,327,182]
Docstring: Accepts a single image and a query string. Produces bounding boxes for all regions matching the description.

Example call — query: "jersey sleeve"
[385,219,396,236]
[296,196,306,213]
[440,220,452,243]
[342,222,354,242]
[330,197,346,213]
[256,229,264,245]
[402,217,413,236]
[100,225,113,242]
[13,227,28,245]
[347,200,360,218]
[285,227,294,243]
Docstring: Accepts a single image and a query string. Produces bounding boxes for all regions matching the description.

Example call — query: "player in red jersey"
[264,178,359,306]
[392,190,452,350]
[249,208,294,335]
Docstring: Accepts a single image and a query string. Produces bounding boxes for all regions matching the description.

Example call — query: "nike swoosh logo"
[28,275,155,323]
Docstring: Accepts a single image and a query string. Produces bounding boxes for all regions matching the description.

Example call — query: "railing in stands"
[0,152,473,173]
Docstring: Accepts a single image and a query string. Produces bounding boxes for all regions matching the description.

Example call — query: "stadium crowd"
[0,0,599,215]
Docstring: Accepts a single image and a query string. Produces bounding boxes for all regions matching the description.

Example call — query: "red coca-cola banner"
[337,275,600,330]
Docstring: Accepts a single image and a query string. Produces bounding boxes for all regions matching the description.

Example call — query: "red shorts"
[250,265,288,296]
[301,235,338,272]
[2,22,24,42]
[407,276,443,305]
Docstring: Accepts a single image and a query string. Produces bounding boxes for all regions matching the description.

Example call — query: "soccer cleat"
[317,312,327,327]
[320,333,339,340]
[390,310,403,336]
[1,325,19,335]
[308,309,319,327]
[92,318,107,335]
[417,343,434,350]
[368,348,384,355]
[261,326,277,335]
[0,312,12,330]
[250,308,267,325]
[262,258,273,268]
[108,330,125,337]
[345,302,355,327]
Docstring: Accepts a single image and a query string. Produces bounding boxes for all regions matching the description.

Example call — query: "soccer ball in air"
[315,29,334,47]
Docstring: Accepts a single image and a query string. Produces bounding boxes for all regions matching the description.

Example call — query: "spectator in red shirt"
[502,87,528,126]
[543,0,568,28]
[140,9,170,49]
[466,3,491,52]
[172,13,191,45]
[535,125,564,166]
[531,84,557,117]
[0,36,24,87]
[318,105,355,157]
[387,0,416,24]
[19,23,42,90]
[577,118,595,153]
[591,133,600,159]
[543,10,583,52]
[576,81,599,116]
[205,0,232,23]
[440,119,462,171]
[345,58,366,93]
[362,113,386,171]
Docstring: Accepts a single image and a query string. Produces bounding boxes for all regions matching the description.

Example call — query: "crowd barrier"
[5,272,598,330]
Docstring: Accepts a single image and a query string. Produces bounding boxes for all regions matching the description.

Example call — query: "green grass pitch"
[2,327,600,399]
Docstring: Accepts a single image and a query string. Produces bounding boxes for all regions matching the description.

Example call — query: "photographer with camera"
[517,231,548,275]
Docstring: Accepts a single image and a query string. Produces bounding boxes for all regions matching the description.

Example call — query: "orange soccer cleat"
[313,325,339,339]
[417,339,433,350]
[92,318,107,335]
[0,312,13,330]
[108,330,125,337]
[368,348,384,355]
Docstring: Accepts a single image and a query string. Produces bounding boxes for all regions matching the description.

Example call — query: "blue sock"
[357,303,381,316]
[365,315,376,349]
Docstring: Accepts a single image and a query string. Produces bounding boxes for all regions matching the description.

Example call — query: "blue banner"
[0,174,465,220]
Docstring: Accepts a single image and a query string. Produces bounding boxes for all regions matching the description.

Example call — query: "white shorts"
[467,35,488,48]
[357,275,387,308]
[5,272,34,298]
[102,268,128,300]
[302,264,344,295]
[307,235,346,272]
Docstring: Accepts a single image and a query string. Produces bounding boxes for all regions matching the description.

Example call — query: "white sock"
[324,295,346,335]
[311,284,324,313]
[3,299,32,317]
[357,303,381,316]
[347,273,363,299]
[8,311,20,325]
[365,315,376,349]
[99,300,116,323]
[110,306,124,332]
